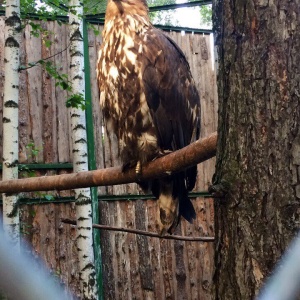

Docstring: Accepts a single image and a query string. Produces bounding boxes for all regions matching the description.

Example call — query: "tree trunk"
[212,0,300,299]
[2,0,21,249]
[69,1,98,299]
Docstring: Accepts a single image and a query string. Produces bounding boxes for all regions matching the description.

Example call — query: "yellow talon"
[135,161,142,176]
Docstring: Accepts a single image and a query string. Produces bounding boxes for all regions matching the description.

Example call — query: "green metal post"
[82,18,104,300]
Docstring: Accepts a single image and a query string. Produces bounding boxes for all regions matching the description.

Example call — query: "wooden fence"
[0,17,217,300]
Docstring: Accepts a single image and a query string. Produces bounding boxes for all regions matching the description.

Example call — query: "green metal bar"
[85,0,212,19]
[0,11,211,34]
[0,163,73,171]
[16,196,74,205]
[153,24,212,34]
[86,16,212,33]
[148,0,212,12]
[0,192,213,205]
[1,0,212,18]
[1,0,212,19]
[83,18,104,300]
[46,0,68,12]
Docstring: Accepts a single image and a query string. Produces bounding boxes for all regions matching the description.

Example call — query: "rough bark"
[212,0,300,299]
[69,1,98,299]
[2,0,21,249]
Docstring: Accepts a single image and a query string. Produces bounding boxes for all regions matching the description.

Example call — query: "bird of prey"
[97,0,200,235]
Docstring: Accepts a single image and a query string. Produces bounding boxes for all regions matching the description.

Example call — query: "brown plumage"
[97,0,200,235]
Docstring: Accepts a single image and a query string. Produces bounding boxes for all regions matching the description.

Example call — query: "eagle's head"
[106,0,149,20]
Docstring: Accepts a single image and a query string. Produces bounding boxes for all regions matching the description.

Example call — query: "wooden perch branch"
[61,218,215,242]
[0,132,217,194]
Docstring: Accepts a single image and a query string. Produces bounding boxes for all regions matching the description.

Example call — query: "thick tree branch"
[0,132,217,194]
[61,218,215,242]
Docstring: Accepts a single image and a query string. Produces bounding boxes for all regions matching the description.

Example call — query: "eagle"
[97,0,200,235]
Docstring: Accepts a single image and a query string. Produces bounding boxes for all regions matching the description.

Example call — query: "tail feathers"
[155,177,196,235]
[179,193,196,223]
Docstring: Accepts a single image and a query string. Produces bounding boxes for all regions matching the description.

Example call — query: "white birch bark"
[2,0,21,249]
[69,1,98,299]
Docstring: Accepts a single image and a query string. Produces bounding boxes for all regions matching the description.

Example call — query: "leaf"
[44,39,52,48]
[66,93,86,110]
[44,194,55,201]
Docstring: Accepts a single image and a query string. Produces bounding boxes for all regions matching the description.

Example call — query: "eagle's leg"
[122,160,142,180]
[135,160,142,176]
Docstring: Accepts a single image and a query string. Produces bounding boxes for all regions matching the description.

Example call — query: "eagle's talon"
[135,161,142,180]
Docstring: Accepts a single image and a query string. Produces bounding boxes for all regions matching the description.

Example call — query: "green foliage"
[148,0,177,6]
[20,223,33,235]
[18,164,36,177]
[66,93,86,110]
[19,0,38,14]
[17,0,107,15]
[34,192,56,202]
[20,59,72,91]
[88,23,100,36]
[148,0,177,26]
[28,21,44,37]
[40,60,72,90]
[28,21,53,48]
[199,4,212,27]
[82,0,107,15]
[26,142,40,158]
[43,194,55,201]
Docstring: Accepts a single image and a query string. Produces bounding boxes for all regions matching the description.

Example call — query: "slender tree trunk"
[69,1,98,299]
[2,0,21,249]
[212,0,300,299]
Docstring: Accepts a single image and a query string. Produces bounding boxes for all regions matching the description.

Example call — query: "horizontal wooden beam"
[0,132,217,194]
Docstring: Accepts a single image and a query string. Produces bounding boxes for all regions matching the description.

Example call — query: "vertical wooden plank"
[51,21,70,163]
[135,200,155,298]
[160,238,175,300]
[145,200,165,300]
[125,201,143,300]
[194,197,214,299]
[173,224,189,300]
[41,21,58,163]
[181,200,200,300]
[114,201,132,299]
[18,22,31,164]
[98,201,117,300]
[24,23,43,162]
[55,202,80,298]
[88,25,107,195]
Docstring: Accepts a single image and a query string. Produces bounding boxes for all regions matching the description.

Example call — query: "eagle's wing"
[142,29,200,188]
[142,29,200,153]
[140,28,201,233]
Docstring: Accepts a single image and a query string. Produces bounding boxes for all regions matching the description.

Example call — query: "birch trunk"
[69,1,98,299]
[2,0,21,249]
